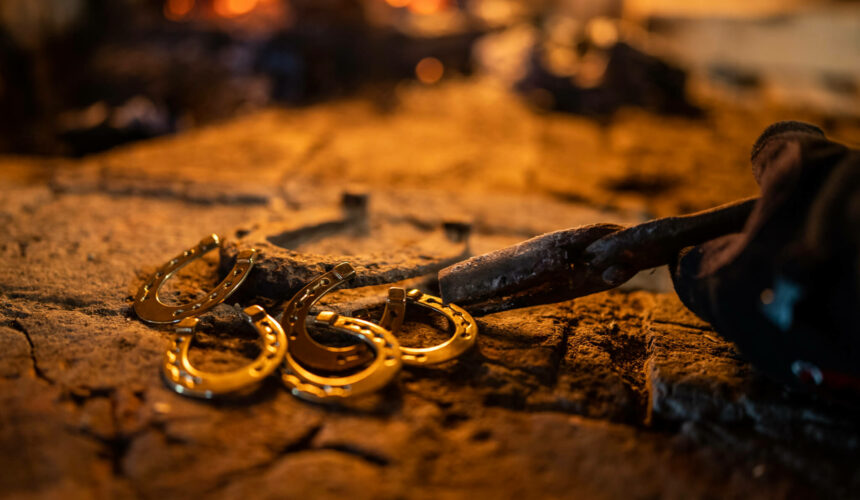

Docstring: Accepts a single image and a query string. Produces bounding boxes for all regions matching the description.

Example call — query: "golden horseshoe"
[380,288,478,365]
[134,234,255,324]
[162,305,287,398]
[281,311,402,402]
[281,262,374,371]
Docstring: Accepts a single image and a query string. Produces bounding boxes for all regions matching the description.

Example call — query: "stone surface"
[1,80,860,499]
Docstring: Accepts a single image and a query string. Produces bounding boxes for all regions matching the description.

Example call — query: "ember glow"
[415,57,444,84]
[164,0,195,20]
[163,0,279,21]
[214,0,259,18]
[385,0,451,15]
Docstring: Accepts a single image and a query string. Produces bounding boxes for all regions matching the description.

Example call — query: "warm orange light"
[164,0,195,20]
[415,57,444,84]
[408,0,447,15]
[214,0,259,17]
[385,0,412,7]
[586,17,619,49]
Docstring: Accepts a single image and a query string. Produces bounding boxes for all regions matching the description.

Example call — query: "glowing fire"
[164,0,285,20]
[165,0,450,23]
[385,0,450,15]
[214,0,259,17]
[164,0,195,20]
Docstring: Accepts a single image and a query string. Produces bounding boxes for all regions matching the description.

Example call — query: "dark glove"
[671,121,860,397]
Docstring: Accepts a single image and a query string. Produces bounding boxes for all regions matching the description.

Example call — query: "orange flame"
[214,0,259,17]
[385,0,450,15]
[164,0,195,20]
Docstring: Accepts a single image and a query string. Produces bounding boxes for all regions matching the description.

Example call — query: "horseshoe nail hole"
[233,269,241,276]
[155,272,163,278]
[224,281,233,288]
[210,292,218,300]
[173,309,185,316]
[192,304,202,310]
[320,278,330,286]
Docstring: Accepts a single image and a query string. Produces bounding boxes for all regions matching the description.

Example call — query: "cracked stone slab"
[3,83,860,499]
[121,390,325,499]
[0,376,136,499]
[645,294,860,451]
[0,192,270,314]
[11,305,165,391]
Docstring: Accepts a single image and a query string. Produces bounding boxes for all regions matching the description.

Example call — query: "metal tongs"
[438,197,757,314]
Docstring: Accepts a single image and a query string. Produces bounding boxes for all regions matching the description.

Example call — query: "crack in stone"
[203,424,325,495]
[5,317,144,482]
[50,167,270,206]
[515,307,654,426]
[70,422,150,500]
[316,444,390,466]
[10,319,55,385]
[651,318,714,332]
[2,292,126,317]
[597,325,650,425]
[105,391,133,478]
[536,313,576,388]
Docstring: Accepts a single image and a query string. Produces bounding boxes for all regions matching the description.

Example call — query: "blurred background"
[0,0,857,157]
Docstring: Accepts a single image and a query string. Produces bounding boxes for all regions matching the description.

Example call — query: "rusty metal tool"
[438,197,758,314]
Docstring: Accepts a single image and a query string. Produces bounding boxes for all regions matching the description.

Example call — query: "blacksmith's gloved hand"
[671,121,860,398]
